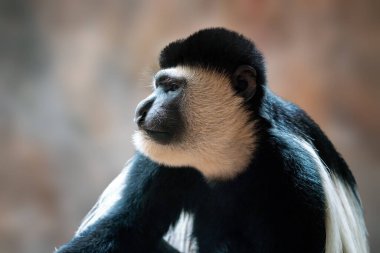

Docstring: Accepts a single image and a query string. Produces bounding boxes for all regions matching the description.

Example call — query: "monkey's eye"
[155,76,184,92]
[165,82,180,92]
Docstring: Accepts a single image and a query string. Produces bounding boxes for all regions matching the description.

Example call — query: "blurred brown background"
[0,0,379,252]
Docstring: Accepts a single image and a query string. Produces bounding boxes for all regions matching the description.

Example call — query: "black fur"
[57,28,359,253]
[159,28,266,87]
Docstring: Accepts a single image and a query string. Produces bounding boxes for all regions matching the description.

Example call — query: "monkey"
[56,28,369,253]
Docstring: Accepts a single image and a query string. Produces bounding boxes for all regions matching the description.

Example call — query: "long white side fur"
[134,66,256,180]
[73,161,198,253]
[75,161,131,236]
[295,137,368,253]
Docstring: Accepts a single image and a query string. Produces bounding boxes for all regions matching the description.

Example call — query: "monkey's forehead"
[153,67,228,87]
[158,27,266,85]
[154,68,187,80]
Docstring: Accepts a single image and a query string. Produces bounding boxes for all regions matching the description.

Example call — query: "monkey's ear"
[233,65,257,100]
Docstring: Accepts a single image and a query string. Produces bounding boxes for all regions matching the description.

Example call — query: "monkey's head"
[133,28,266,179]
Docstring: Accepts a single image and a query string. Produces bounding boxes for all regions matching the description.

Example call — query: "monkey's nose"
[134,96,155,128]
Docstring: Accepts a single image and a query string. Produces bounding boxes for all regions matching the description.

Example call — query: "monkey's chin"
[133,130,255,180]
[132,131,190,168]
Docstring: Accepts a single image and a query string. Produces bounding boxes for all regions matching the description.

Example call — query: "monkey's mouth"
[143,128,172,144]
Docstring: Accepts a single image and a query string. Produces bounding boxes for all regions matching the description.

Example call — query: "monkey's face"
[133,66,257,179]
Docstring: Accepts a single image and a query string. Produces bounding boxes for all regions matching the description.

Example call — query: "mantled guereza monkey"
[56,28,369,253]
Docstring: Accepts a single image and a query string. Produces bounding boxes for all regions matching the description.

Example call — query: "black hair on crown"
[159,27,266,86]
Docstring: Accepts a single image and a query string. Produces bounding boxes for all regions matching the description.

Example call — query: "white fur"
[164,212,198,253]
[134,66,256,180]
[75,161,131,236]
[295,137,368,253]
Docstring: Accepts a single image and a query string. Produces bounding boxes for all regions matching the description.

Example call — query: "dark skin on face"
[134,74,186,144]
